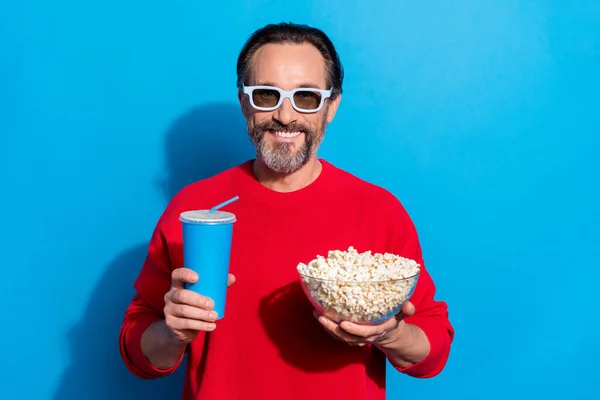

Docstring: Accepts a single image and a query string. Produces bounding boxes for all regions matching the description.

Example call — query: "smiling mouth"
[269,130,302,138]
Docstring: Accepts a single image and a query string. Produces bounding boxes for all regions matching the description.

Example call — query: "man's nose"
[273,97,298,125]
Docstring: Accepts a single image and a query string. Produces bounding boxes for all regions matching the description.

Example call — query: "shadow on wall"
[53,103,255,400]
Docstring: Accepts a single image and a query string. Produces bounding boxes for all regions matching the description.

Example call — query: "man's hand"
[141,269,236,370]
[164,268,236,344]
[314,301,415,347]
[314,301,430,368]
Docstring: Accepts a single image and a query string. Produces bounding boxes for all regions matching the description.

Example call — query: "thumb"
[395,301,415,321]
[227,273,236,288]
[171,267,198,290]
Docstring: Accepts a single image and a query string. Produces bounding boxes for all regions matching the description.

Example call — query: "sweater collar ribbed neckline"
[235,158,336,210]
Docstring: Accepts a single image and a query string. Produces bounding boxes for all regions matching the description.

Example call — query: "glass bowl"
[298,271,420,325]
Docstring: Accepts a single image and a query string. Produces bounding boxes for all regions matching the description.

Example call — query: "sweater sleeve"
[119,204,191,379]
[389,200,455,378]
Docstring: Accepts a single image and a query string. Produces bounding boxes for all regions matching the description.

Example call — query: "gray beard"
[256,134,314,174]
[247,117,327,174]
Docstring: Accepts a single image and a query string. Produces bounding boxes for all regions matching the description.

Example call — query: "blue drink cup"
[179,209,236,319]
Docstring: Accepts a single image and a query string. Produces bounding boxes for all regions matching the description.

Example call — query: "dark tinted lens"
[293,90,321,110]
[252,89,280,108]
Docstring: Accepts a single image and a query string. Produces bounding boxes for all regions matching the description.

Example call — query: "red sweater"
[120,159,454,400]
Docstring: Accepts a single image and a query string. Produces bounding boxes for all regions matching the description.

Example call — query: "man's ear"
[326,93,342,124]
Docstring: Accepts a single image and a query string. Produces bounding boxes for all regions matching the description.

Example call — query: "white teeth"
[273,130,301,138]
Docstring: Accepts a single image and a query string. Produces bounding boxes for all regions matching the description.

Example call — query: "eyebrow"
[254,81,325,89]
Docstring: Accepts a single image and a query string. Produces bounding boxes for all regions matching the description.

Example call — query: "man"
[120,22,454,399]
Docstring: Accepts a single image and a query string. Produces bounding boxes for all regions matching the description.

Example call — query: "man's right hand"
[163,268,236,344]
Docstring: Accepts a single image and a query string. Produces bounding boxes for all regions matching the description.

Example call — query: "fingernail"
[208,323,216,330]
[210,312,218,320]
[206,300,214,309]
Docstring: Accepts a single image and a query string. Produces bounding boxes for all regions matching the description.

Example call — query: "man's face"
[239,43,340,174]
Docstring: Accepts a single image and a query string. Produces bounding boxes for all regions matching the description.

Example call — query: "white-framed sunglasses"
[242,85,333,113]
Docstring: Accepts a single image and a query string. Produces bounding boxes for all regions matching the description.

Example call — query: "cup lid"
[179,210,236,225]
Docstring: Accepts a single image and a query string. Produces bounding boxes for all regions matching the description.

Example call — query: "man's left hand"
[314,301,415,347]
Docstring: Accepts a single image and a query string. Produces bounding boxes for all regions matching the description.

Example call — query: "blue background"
[2,1,598,399]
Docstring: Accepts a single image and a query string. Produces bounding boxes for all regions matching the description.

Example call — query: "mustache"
[250,120,315,137]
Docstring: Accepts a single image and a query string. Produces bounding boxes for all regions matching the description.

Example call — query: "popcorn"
[297,246,420,323]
